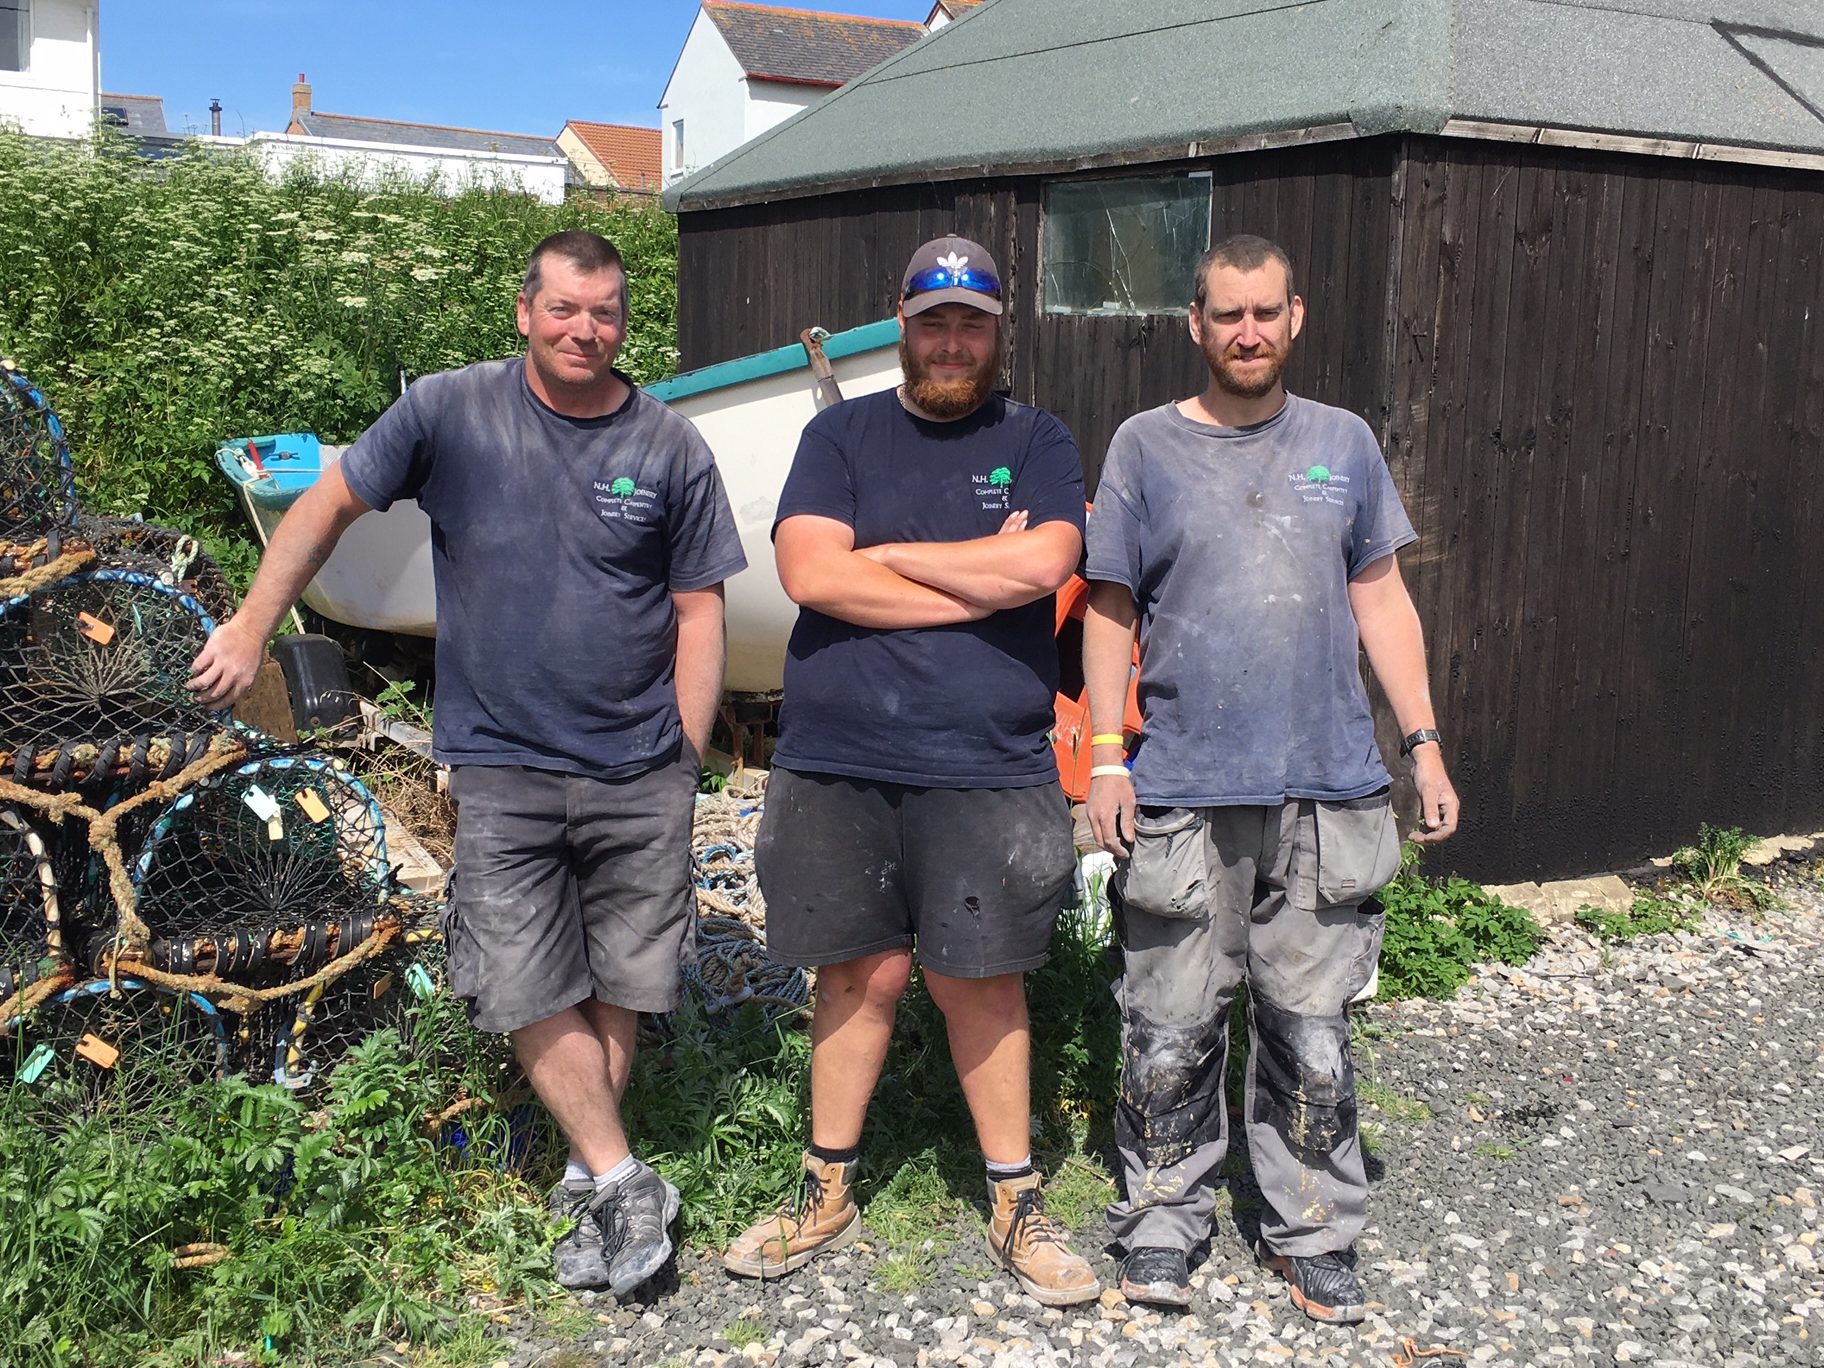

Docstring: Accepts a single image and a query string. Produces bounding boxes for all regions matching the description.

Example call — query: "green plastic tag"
[406,963,436,999]
[20,1043,54,1084]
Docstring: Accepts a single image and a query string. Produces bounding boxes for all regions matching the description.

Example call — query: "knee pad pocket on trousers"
[1116,1001,1234,1169]
[1251,997,1356,1164]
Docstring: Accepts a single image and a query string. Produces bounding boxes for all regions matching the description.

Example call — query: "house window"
[1,0,27,73]
[1042,173,1212,316]
[673,119,685,171]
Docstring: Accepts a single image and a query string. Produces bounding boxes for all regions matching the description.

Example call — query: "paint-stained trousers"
[1105,794,1400,1257]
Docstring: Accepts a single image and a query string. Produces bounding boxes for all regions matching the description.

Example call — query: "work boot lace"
[1007,1186,1066,1253]
[596,1192,631,1264]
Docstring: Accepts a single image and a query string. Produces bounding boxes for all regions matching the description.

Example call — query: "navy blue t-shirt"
[770,388,1085,789]
[340,358,747,778]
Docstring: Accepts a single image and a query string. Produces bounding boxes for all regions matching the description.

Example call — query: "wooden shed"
[663,0,1824,882]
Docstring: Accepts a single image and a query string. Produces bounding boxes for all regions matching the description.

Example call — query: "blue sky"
[104,0,934,138]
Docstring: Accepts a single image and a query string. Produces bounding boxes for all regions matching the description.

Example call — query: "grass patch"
[1472,1140,1518,1162]
[721,1318,767,1349]
[1037,1152,1118,1231]
[1359,1122,1386,1158]
[1673,824,1775,913]
[1357,1080,1434,1125]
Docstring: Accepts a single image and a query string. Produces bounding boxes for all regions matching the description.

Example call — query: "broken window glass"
[1042,173,1212,316]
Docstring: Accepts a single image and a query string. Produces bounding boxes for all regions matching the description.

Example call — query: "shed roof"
[565,121,664,191]
[703,1,928,89]
[99,93,167,136]
[668,0,1824,210]
[291,111,560,159]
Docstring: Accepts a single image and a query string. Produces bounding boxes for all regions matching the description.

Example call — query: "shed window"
[1,0,27,73]
[1042,173,1211,316]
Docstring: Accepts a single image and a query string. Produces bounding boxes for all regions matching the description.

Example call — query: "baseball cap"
[900,236,1004,317]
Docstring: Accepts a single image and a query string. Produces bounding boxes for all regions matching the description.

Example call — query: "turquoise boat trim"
[214,432,325,512]
[644,317,899,404]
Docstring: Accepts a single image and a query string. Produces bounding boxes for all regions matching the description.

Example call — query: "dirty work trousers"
[1105,794,1399,1257]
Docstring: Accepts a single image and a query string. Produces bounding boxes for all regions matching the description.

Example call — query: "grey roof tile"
[293,112,560,159]
[99,93,167,136]
[704,0,927,87]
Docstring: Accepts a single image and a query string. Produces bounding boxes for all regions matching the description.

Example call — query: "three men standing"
[1083,234,1458,1320]
[723,238,1101,1307]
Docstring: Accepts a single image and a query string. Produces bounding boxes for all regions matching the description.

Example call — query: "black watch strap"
[1400,727,1442,758]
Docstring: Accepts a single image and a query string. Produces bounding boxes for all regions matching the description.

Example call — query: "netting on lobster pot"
[1,977,227,1122]
[0,362,79,542]
[75,516,237,625]
[126,754,390,970]
[0,569,226,787]
[0,805,64,1000]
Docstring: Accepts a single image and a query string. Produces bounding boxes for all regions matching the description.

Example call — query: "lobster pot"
[75,515,237,625]
[0,363,78,542]
[3,977,226,1119]
[0,570,225,788]
[0,803,63,999]
[124,755,391,973]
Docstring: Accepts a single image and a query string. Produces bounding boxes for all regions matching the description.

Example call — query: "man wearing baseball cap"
[724,237,1099,1305]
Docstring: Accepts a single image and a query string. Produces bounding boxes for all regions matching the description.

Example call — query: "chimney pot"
[209,98,222,137]
[290,73,312,126]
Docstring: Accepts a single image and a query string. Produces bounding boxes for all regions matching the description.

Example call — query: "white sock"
[564,1158,591,1185]
[986,1155,1034,1179]
[594,1154,641,1192]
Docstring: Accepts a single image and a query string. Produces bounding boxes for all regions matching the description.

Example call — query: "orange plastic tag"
[295,789,331,823]
[75,1033,120,1069]
[372,972,395,1001]
[77,613,115,645]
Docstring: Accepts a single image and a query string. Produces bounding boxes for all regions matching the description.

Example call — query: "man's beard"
[900,337,999,419]
[1203,335,1290,400]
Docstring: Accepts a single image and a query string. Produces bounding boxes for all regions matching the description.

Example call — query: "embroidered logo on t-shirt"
[594,475,659,523]
[1287,464,1350,508]
[974,466,1013,511]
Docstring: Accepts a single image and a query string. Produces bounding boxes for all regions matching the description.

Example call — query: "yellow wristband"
[1089,764,1132,780]
[1089,733,1125,747]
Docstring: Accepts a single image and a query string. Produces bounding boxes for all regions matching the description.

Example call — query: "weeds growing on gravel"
[1576,894,1699,942]
[1376,844,1544,1000]
[1672,823,1775,914]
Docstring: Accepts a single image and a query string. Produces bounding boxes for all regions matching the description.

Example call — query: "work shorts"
[443,751,697,1032]
[755,767,1074,978]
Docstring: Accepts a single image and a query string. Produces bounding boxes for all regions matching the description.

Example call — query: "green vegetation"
[0,128,677,581]
[1376,844,1545,1000]
[1575,893,1699,943]
[1357,1079,1435,1125]
[0,986,555,1366]
[1672,823,1774,912]
[720,1319,767,1349]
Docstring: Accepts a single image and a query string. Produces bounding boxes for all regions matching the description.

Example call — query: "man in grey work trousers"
[1081,234,1459,1321]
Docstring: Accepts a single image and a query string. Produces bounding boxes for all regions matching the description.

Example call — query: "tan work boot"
[985,1170,1102,1306]
[723,1151,861,1278]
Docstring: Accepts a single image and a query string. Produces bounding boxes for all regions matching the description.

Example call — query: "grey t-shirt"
[1084,394,1416,806]
[341,358,747,778]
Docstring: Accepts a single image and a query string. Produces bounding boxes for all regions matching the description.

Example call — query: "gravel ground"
[501,860,1824,1368]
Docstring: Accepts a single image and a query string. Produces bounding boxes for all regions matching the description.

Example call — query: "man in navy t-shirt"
[187,231,746,1298]
[723,237,1100,1306]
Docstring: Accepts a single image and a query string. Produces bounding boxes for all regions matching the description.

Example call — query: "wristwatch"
[1399,728,1442,758]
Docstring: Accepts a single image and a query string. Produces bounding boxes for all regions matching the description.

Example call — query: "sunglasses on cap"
[903,262,1003,300]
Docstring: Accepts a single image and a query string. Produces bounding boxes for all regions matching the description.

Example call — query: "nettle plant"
[0,128,679,584]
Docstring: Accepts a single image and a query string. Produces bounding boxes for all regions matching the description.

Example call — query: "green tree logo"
[1305,465,1332,484]
[988,467,1012,488]
[610,477,636,497]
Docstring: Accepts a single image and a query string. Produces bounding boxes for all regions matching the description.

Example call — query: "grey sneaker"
[1258,1243,1367,1324]
[596,1162,682,1297]
[551,1178,610,1289]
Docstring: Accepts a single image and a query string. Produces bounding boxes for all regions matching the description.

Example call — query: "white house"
[265,74,569,204]
[658,1,926,185]
[0,0,99,139]
[925,0,983,29]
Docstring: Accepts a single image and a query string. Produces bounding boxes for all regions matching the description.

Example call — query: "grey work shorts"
[443,751,698,1033]
[755,767,1075,978]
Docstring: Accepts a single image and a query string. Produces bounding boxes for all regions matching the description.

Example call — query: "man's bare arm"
[863,519,1082,611]
[1348,553,1459,843]
[1082,580,1141,857]
[672,584,728,762]
[187,464,372,709]
[775,514,989,629]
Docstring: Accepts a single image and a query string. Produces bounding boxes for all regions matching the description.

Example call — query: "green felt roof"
[666,0,1824,211]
